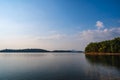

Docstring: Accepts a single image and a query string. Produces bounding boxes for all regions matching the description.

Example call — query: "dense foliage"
[85,37,120,53]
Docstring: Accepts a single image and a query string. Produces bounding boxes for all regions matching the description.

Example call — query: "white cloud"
[38,34,66,40]
[103,28,108,32]
[35,27,120,50]
[96,21,104,29]
[38,27,120,51]
[0,27,120,51]
[76,27,120,50]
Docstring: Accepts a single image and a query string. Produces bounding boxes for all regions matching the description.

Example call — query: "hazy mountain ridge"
[0,49,83,53]
[0,49,49,52]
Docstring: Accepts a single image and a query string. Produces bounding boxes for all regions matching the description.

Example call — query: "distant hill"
[85,37,120,54]
[0,49,49,52]
[52,50,83,53]
[0,49,83,53]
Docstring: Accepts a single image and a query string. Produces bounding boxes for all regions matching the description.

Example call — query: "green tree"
[85,37,120,53]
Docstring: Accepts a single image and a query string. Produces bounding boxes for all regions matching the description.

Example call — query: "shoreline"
[85,53,120,55]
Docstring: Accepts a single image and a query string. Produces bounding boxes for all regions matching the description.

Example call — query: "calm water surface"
[0,53,120,80]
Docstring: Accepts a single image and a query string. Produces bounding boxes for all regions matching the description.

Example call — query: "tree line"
[85,37,120,53]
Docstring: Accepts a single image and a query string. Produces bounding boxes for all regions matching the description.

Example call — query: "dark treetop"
[85,37,120,53]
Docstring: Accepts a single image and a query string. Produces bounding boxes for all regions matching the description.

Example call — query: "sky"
[0,0,120,50]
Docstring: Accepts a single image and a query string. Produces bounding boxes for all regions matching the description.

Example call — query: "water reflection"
[0,53,120,80]
[85,55,120,69]
[0,53,88,80]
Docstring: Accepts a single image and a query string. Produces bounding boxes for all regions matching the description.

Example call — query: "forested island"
[85,37,120,55]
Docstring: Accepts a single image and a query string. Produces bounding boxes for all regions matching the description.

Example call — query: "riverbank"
[85,53,120,55]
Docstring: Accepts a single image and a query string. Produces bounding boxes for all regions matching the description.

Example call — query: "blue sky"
[0,0,120,50]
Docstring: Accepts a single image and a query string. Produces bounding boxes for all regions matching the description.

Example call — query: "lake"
[0,53,120,80]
